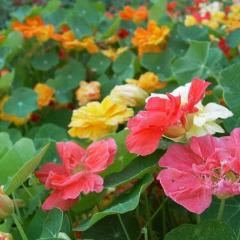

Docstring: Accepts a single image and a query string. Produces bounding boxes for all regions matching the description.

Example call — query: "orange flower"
[132,21,170,56]
[76,81,101,105]
[12,16,55,42]
[127,72,167,93]
[119,6,148,23]
[34,83,54,108]
[52,31,99,53]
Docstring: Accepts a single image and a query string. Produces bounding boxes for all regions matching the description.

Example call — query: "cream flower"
[110,84,148,107]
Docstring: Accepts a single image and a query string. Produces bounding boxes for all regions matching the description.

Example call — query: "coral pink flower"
[157,129,240,214]
[35,139,117,211]
[126,78,210,156]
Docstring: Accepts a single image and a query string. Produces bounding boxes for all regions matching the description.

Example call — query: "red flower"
[35,139,117,211]
[126,79,210,156]
[118,28,129,39]
[167,1,177,15]
[218,38,231,58]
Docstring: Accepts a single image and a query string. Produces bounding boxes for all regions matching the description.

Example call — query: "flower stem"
[217,199,226,221]
[196,214,201,224]
[12,213,29,240]
[117,214,131,240]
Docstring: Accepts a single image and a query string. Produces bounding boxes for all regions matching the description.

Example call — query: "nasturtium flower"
[126,79,227,156]
[158,128,240,214]
[149,81,233,140]
[35,139,117,211]
[224,4,240,32]
[132,21,170,56]
[76,81,101,106]
[102,47,128,61]
[126,72,167,93]
[0,69,9,77]
[119,6,148,24]
[53,31,99,53]
[69,96,133,140]
[0,96,30,126]
[110,84,148,107]
[12,16,55,42]
[34,83,54,108]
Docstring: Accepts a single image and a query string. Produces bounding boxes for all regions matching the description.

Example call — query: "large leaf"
[220,63,240,131]
[31,51,59,71]
[74,174,153,231]
[172,41,210,84]
[48,60,86,91]
[164,221,236,240]
[141,50,175,80]
[4,143,49,194]
[0,138,35,185]
[3,87,38,117]
[105,151,160,188]
[88,53,111,75]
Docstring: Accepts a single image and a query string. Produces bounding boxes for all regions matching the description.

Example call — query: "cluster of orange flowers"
[12,16,99,53]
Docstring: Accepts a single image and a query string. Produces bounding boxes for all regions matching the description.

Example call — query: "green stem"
[217,199,226,221]
[196,214,201,224]
[117,214,131,240]
[12,213,29,240]
[144,192,154,239]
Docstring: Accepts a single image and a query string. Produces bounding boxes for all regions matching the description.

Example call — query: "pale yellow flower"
[102,47,128,61]
[110,84,148,107]
[68,96,133,140]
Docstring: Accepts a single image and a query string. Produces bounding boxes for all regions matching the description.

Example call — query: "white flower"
[186,102,233,138]
[110,84,148,107]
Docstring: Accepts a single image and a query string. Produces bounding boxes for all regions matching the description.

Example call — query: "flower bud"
[0,232,13,240]
[0,188,14,219]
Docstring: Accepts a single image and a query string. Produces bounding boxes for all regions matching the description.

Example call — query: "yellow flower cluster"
[224,5,240,32]
[68,96,133,140]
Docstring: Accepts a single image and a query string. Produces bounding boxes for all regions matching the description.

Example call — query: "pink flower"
[157,129,240,214]
[126,78,210,156]
[35,139,117,211]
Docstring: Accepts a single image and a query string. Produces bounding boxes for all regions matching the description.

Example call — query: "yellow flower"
[76,81,101,106]
[110,84,148,107]
[184,15,197,27]
[0,96,30,126]
[224,5,240,32]
[132,21,170,56]
[68,96,133,140]
[102,47,128,61]
[34,83,54,108]
[127,72,167,93]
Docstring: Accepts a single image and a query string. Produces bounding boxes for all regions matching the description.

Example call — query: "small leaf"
[4,87,38,117]
[88,53,111,75]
